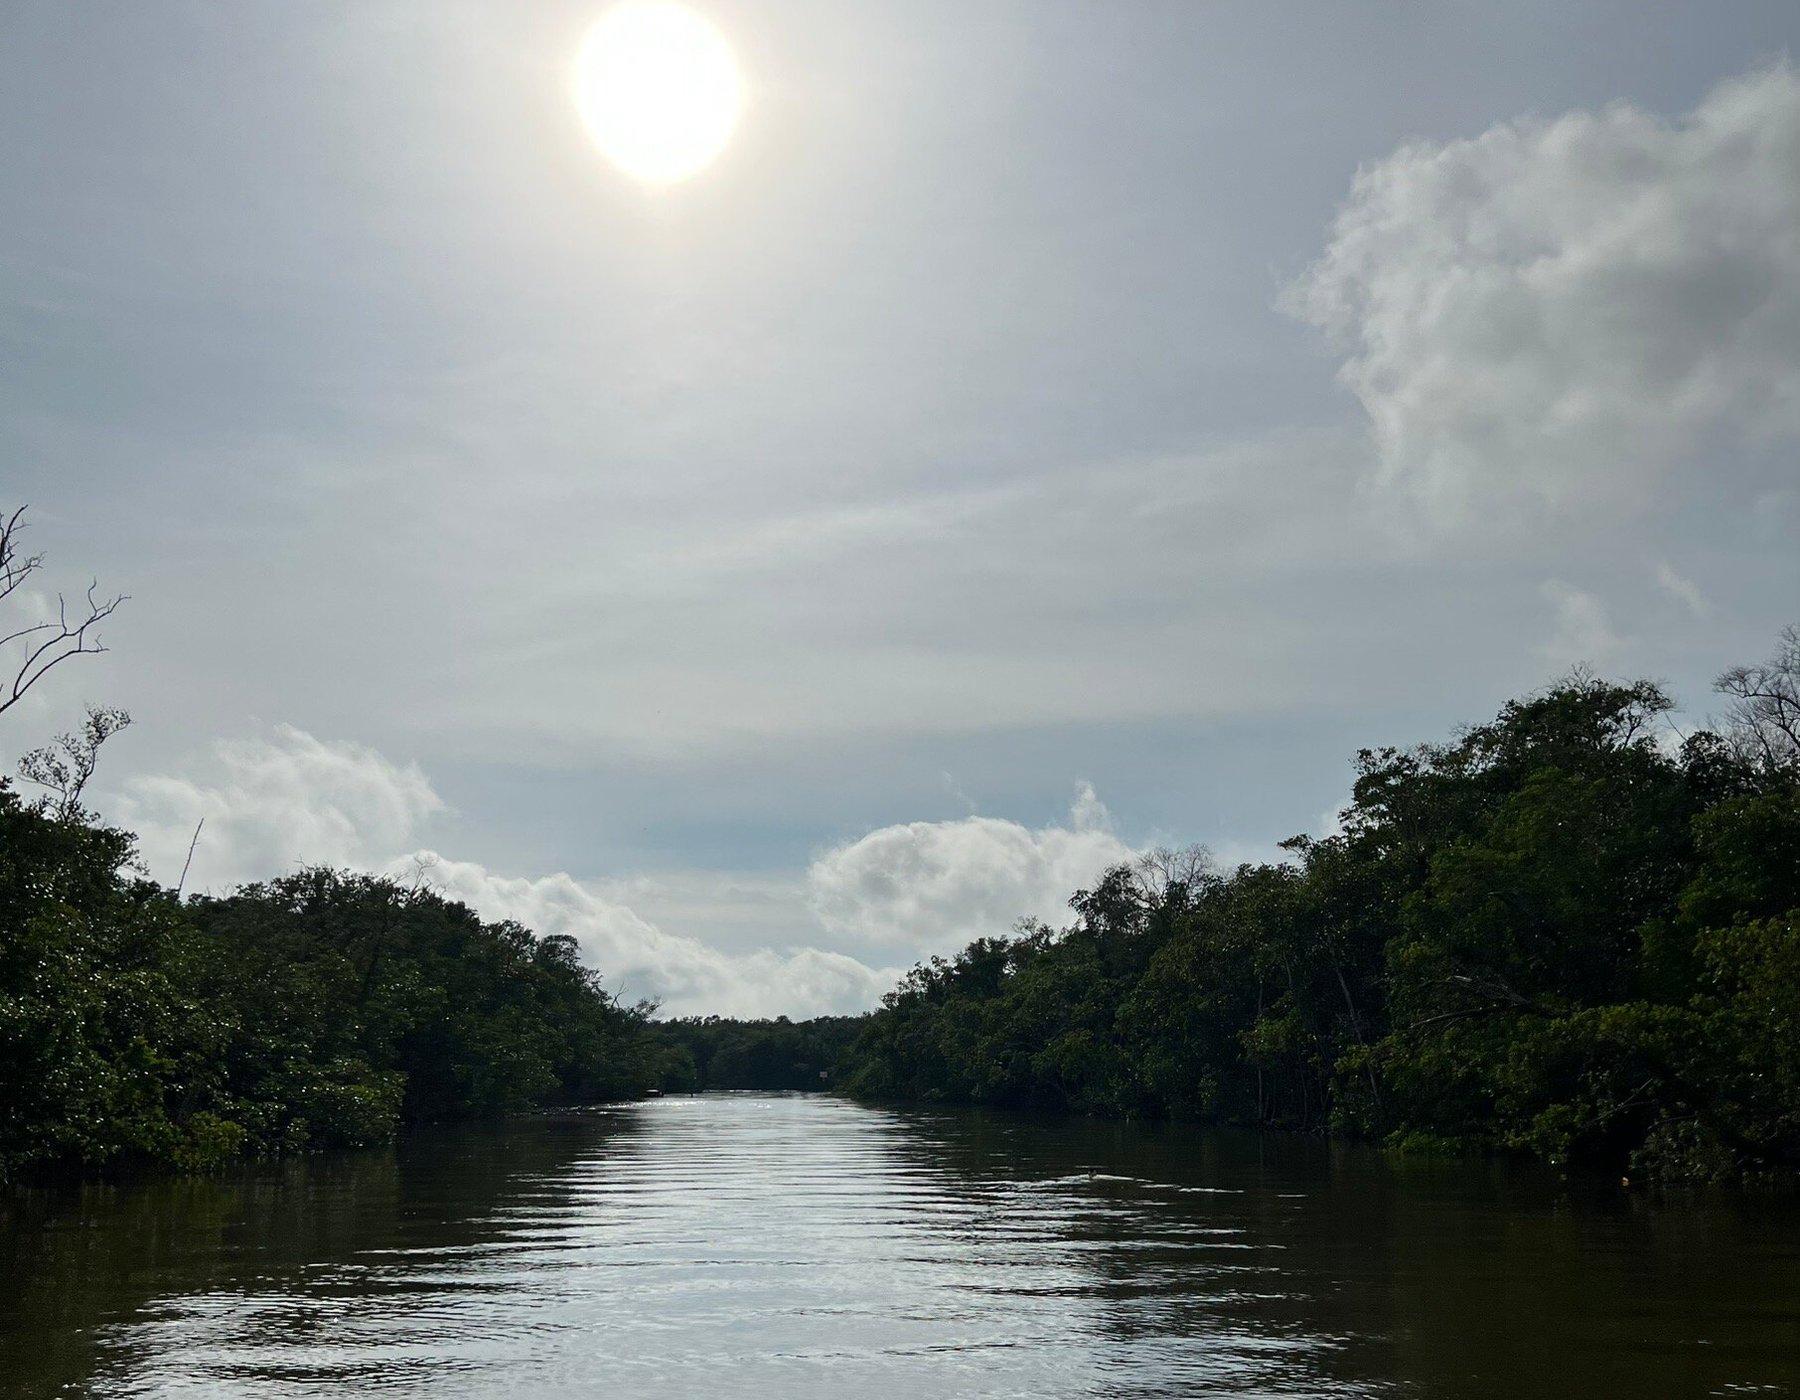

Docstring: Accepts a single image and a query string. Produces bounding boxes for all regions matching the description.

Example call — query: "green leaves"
[838,660,1800,1182]
[0,791,657,1183]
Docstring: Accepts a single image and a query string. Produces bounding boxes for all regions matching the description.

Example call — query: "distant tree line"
[835,640,1800,1184]
[649,1015,866,1092]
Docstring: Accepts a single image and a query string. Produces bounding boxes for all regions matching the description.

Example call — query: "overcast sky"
[3,1,1796,1015]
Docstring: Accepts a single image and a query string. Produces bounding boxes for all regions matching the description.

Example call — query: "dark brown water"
[2,1093,1796,1398]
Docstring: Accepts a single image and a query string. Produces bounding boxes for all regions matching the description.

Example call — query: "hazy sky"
[3,1,1796,1015]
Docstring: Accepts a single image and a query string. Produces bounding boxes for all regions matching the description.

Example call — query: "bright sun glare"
[573,2,745,186]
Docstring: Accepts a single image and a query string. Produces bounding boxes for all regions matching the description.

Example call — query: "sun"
[573,3,745,186]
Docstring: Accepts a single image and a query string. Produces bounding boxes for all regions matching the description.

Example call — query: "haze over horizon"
[3,1,1796,1015]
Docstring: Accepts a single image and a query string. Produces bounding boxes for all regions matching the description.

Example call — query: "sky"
[2,1,1796,1016]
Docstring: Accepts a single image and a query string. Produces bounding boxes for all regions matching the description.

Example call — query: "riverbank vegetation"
[649,1015,866,1092]
[0,802,664,1181]
[2,510,1794,1184]
[0,510,670,1183]
[837,640,1800,1184]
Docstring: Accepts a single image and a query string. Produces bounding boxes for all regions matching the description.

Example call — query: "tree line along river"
[2,1093,1797,1399]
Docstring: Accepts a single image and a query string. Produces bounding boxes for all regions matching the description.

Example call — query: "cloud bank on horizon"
[111,725,1137,1016]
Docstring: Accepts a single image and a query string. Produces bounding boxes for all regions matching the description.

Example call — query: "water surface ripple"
[3,1094,1797,1398]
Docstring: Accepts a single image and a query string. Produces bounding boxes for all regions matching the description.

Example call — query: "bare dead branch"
[1716,624,1800,774]
[176,819,205,898]
[0,515,128,719]
[1131,843,1217,905]
[0,505,44,606]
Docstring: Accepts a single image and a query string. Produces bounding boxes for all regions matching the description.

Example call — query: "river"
[1,1093,1796,1398]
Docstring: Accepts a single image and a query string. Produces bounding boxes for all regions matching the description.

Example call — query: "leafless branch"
[1132,843,1217,905]
[0,505,43,606]
[0,507,128,720]
[176,818,205,897]
[406,851,442,897]
[1716,625,1800,774]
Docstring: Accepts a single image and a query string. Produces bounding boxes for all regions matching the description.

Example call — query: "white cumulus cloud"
[112,724,442,892]
[400,855,898,1019]
[806,781,1137,954]
[103,730,1158,1014]
[104,725,897,1018]
[1283,62,1800,523]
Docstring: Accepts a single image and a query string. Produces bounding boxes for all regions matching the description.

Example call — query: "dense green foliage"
[839,663,1800,1183]
[649,1015,866,1092]
[0,787,657,1181]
